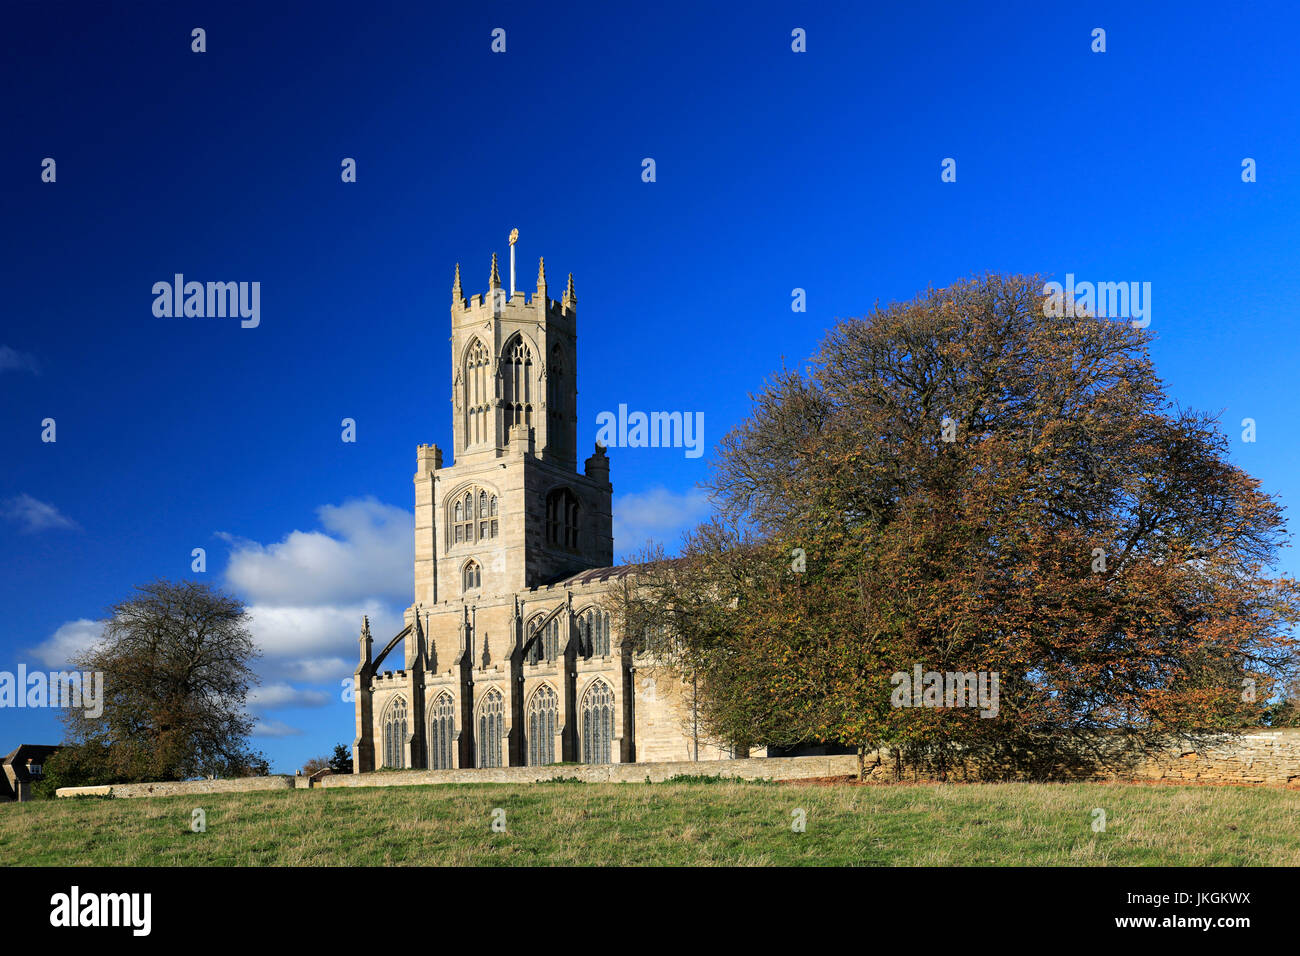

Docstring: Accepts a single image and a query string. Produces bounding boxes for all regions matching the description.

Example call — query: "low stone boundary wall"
[855,728,1300,787]
[53,757,857,799]
[323,730,1300,790]
[316,754,860,790]
[1112,729,1300,787]
[57,775,297,799]
[54,729,1300,798]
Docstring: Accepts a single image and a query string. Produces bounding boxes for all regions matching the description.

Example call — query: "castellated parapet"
[417,443,443,473]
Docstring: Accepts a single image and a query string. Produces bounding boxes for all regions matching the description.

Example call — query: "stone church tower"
[351,235,741,773]
[418,245,613,607]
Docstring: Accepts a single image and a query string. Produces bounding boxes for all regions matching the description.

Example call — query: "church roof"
[540,565,637,589]
[537,556,688,591]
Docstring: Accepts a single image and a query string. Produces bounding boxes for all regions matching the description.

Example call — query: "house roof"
[3,744,62,769]
[1,744,62,796]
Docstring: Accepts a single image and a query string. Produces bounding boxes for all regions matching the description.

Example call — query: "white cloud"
[244,601,403,679]
[612,486,712,556]
[0,346,39,375]
[218,498,412,685]
[279,657,353,683]
[221,497,411,606]
[27,496,409,739]
[27,618,104,668]
[252,719,303,738]
[2,494,79,533]
[247,682,331,710]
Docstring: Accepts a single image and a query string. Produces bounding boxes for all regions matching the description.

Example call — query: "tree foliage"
[57,579,266,784]
[620,275,1300,777]
[328,743,354,774]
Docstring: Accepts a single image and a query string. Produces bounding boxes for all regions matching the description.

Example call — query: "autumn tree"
[622,275,1300,778]
[302,755,331,775]
[57,579,266,784]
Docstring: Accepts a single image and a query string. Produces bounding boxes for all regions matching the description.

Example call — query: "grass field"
[4,779,1298,866]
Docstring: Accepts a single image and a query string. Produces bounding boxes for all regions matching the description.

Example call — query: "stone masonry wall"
[55,729,1300,798]
[57,775,298,799]
[857,728,1300,787]
[316,755,858,788]
[1104,729,1300,787]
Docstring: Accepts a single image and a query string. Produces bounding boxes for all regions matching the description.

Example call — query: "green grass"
[3,780,1298,866]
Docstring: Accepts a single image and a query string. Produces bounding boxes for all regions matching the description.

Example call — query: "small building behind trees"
[1,744,61,802]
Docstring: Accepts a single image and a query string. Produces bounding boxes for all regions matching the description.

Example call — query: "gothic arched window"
[594,609,610,656]
[476,687,504,768]
[526,684,559,766]
[463,338,491,447]
[382,696,408,770]
[545,616,560,660]
[526,616,542,664]
[546,488,579,551]
[458,492,473,543]
[526,613,562,664]
[579,608,611,657]
[428,692,455,770]
[449,486,499,545]
[463,559,481,593]
[502,335,533,428]
[581,680,614,765]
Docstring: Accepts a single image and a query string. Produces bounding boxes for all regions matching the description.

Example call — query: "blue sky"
[2,0,1298,771]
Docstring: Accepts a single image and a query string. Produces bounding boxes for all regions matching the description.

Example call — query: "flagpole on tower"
[508,228,518,297]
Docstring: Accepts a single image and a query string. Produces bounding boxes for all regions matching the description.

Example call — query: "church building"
[351,234,744,772]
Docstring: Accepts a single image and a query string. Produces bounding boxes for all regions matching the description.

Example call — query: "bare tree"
[59,579,266,783]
